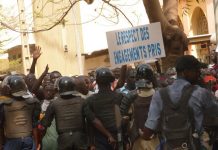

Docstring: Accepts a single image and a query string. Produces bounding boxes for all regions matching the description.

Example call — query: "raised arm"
[30,46,42,74]
[31,65,49,94]
[115,65,127,90]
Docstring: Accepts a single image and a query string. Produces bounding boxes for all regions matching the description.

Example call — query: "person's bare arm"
[30,46,42,74]
[115,65,127,90]
[31,65,49,94]
[92,118,116,145]
[139,127,155,140]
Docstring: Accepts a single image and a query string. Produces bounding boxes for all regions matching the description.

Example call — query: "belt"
[58,128,83,135]
[6,133,32,139]
[6,135,32,140]
[172,142,189,150]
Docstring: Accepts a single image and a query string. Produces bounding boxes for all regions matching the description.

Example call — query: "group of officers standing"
[1,54,218,150]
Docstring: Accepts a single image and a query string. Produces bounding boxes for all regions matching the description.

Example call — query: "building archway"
[190,7,209,63]
[191,7,208,35]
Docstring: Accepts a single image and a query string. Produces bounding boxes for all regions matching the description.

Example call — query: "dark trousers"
[57,131,87,150]
[4,136,35,150]
[212,141,218,150]
[94,127,117,150]
[95,135,114,150]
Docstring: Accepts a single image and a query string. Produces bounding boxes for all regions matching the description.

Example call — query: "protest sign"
[106,22,165,66]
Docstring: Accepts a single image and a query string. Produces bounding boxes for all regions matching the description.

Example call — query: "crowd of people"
[1,46,218,150]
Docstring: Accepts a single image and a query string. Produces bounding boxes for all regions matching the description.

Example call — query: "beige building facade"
[32,1,85,77]
[83,49,110,75]
[179,0,215,63]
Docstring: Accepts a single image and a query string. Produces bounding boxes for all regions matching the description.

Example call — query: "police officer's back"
[120,64,159,150]
[0,75,40,150]
[83,67,123,150]
[41,76,87,150]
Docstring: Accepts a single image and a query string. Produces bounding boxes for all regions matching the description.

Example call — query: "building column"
[17,0,31,74]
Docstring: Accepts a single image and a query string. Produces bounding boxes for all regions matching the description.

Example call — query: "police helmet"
[136,64,154,80]
[135,64,155,88]
[7,75,28,97]
[58,76,76,96]
[95,67,115,85]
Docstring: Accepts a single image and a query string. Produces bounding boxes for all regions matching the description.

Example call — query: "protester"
[50,71,62,85]
[40,84,58,150]
[74,75,94,98]
[116,66,136,95]
[140,55,218,149]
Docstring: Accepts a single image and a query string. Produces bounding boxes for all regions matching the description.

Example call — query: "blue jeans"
[4,136,36,150]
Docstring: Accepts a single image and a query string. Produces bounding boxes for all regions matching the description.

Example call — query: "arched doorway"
[190,7,209,63]
[191,7,208,35]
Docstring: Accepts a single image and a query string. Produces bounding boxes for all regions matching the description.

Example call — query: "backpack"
[159,85,196,149]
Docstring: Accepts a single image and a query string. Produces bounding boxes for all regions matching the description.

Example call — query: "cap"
[175,55,205,72]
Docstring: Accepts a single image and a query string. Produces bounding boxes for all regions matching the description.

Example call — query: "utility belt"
[6,134,32,140]
[58,128,83,135]
[164,142,190,150]
[163,138,193,150]
[5,129,33,139]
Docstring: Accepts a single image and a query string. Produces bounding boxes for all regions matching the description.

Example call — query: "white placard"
[106,22,166,67]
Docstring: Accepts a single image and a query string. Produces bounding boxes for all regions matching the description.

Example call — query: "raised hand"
[33,46,42,60]
[43,64,49,75]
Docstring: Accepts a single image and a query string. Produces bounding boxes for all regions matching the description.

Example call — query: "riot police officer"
[40,76,87,150]
[0,75,40,150]
[83,67,123,150]
[120,64,159,150]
